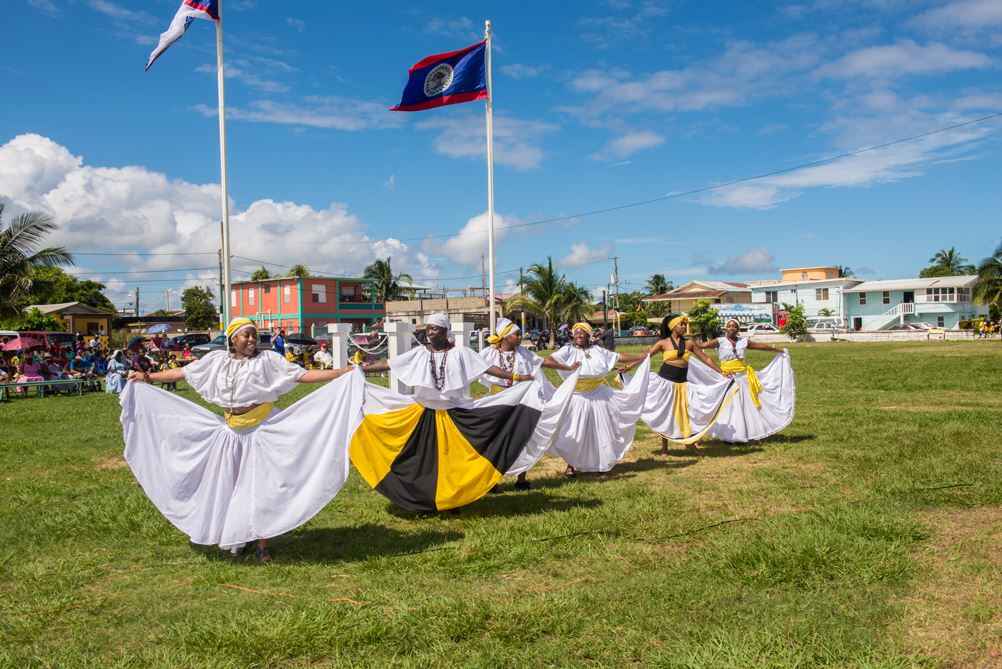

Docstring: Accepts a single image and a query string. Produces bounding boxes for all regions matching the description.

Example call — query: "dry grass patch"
[899,506,1002,668]
[94,455,127,470]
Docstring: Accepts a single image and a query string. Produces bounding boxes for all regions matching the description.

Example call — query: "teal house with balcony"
[230,275,384,336]
[842,276,984,331]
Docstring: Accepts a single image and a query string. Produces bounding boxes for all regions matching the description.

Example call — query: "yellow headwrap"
[225,317,255,340]
[486,318,519,345]
[571,322,593,335]
[668,315,688,331]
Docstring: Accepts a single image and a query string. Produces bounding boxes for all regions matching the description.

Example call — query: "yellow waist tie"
[672,381,692,438]
[574,377,608,393]
[719,359,762,409]
[489,384,507,395]
[225,402,274,430]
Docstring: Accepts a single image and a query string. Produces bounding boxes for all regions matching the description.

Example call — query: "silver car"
[191,331,273,359]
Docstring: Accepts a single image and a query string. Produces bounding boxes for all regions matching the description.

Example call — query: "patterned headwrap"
[668,314,689,331]
[571,322,593,335]
[225,317,255,340]
[487,317,519,345]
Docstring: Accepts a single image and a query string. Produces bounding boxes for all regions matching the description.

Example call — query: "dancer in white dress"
[478,317,579,489]
[548,322,652,476]
[122,318,359,562]
[629,315,734,453]
[697,318,796,442]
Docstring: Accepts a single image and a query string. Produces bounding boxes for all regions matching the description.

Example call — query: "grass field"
[1,342,1000,668]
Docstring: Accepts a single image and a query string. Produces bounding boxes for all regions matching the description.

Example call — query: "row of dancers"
[122,313,794,561]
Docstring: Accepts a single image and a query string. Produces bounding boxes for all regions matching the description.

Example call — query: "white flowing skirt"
[549,356,652,472]
[634,360,735,444]
[120,372,364,547]
[700,351,796,443]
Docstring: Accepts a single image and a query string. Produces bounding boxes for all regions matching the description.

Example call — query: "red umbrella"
[2,335,46,351]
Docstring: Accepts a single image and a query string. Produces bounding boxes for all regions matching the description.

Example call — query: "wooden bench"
[0,378,84,400]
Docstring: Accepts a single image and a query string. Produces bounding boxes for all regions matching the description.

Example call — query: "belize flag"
[145,0,219,72]
[391,41,487,112]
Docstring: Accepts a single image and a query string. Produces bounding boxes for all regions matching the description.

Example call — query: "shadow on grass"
[655,433,816,458]
[267,523,464,564]
[511,458,699,494]
[386,491,603,521]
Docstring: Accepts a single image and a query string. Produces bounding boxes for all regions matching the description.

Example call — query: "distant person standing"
[601,325,616,351]
[273,329,286,357]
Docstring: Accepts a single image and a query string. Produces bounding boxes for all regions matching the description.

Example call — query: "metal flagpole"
[215,0,233,328]
[484,19,497,334]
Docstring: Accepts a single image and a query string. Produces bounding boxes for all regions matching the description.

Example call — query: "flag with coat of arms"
[390,41,488,112]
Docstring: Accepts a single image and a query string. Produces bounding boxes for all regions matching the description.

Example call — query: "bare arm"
[128,367,185,384]
[541,356,579,372]
[687,340,724,375]
[746,340,783,353]
[363,359,390,373]
[696,338,719,350]
[298,366,354,383]
[485,364,533,381]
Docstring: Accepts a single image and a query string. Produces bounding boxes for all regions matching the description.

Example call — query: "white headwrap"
[425,313,452,331]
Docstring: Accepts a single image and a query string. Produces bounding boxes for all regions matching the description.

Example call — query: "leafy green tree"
[182,286,218,330]
[0,204,74,317]
[17,307,64,332]
[837,266,854,278]
[559,282,594,324]
[506,257,568,348]
[23,266,115,312]
[363,257,413,302]
[645,273,671,295]
[920,247,975,277]
[687,300,721,341]
[250,267,271,281]
[818,307,834,317]
[288,264,311,278]
[781,303,809,340]
[973,242,1002,312]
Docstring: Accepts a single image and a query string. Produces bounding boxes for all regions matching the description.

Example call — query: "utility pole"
[602,289,608,327]
[611,256,621,335]
[519,266,526,333]
[134,287,140,318]
[481,254,487,298]
[218,247,225,324]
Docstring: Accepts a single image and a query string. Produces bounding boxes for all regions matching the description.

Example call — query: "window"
[927,287,960,303]
[311,284,326,304]
[815,288,829,301]
[231,290,237,306]
[859,292,867,305]
[248,289,255,305]
[284,285,292,302]
[937,316,945,328]
[958,287,971,302]
[882,291,890,305]
[765,290,778,304]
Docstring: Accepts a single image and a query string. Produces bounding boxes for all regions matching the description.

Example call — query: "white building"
[843,276,985,331]
[749,266,861,324]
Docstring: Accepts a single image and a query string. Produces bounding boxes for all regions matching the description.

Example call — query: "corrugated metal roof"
[842,276,977,293]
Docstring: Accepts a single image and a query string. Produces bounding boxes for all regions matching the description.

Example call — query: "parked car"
[630,327,652,337]
[745,323,780,334]
[806,317,845,332]
[889,322,936,331]
[191,331,273,359]
[164,333,211,351]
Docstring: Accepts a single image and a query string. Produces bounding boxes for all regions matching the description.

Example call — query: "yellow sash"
[574,377,607,393]
[224,402,274,430]
[672,381,692,438]
[719,359,762,409]
[489,384,507,395]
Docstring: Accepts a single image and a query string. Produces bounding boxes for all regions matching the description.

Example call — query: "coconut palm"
[558,281,594,324]
[505,257,566,347]
[288,264,311,278]
[645,273,671,295]
[922,247,975,277]
[0,205,74,317]
[250,267,271,281]
[974,242,1002,310]
[363,257,413,302]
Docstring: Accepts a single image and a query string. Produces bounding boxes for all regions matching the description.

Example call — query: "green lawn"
[1,342,1000,668]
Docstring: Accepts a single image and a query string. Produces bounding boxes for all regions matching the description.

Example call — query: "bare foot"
[564,465,576,478]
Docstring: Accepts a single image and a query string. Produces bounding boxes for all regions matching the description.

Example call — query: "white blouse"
[389,345,489,408]
[479,345,542,388]
[183,350,306,408]
[718,336,749,362]
[550,344,618,380]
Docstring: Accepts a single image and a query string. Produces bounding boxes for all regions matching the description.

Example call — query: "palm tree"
[558,282,594,324]
[505,257,565,347]
[250,267,271,281]
[837,266,854,278]
[288,264,311,278]
[924,247,976,277]
[0,205,73,317]
[645,273,671,295]
[974,242,1002,310]
[363,257,413,302]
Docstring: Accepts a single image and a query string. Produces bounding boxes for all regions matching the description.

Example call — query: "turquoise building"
[842,276,985,331]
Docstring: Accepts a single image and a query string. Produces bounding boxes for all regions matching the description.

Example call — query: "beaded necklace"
[429,347,449,391]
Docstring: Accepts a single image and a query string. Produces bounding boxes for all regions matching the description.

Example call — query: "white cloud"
[384,174,396,191]
[426,16,479,41]
[0,133,439,285]
[591,130,664,160]
[561,242,612,268]
[910,0,1002,31]
[578,1,669,49]
[437,211,517,266]
[707,248,777,275]
[702,184,791,210]
[815,40,991,79]
[194,97,403,131]
[416,112,558,170]
[87,0,155,24]
[953,92,1002,110]
[195,63,288,94]
[28,0,59,16]
[500,64,546,79]
[286,17,305,32]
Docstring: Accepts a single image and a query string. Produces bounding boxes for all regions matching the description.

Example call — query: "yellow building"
[779,266,841,282]
[25,302,115,338]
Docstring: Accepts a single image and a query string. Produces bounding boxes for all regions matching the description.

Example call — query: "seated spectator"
[313,342,333,370]
[93,352,108,376]
[105,351,127,394]
[160,354,180,391]
[16,357,45,393]
[181,343,192,361]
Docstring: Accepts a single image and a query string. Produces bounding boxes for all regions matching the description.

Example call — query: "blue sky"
[3,0,1001,310]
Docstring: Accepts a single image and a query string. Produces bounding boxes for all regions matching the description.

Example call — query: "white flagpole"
[215,0,233,328]
[484,19,497,334]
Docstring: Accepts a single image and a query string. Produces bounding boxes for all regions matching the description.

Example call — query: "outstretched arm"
[687,340,724,375]
[485,364,533,381]
[298,366,354,383]
[541,356,579,372]
[127,367,185,384]
[362,359,390,373]
[747,340,783,353]
[696,338,720,350]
